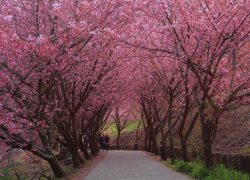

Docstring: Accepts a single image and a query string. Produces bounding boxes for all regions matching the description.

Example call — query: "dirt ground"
[67,151,107,180]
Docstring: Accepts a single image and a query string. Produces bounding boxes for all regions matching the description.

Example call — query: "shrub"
[190,162,209,179]
[172,159,192,173]
[169,159,250,180]
[206,164,250,180]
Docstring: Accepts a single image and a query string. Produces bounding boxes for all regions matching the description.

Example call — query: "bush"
[0,166,15,180]
[170,159,250,180]
[206,164,250,180]
[190,162,209,179]
[172,159,192,173]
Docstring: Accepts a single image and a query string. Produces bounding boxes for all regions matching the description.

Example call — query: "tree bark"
[152,134,159,155]
[147,135,152,152]
[202,126,214,167]
[48,158,66,178]
[168,117,175,162]
[168,127,175,162]
[89,134,99,156]
[71,146,82,168]
[79,141,91,160]
[144,132,148,151]
[180,138,188,161]
[30,149,66,178]
[160,139,167,160]
[117,132,120,150]
[203,140,213,167]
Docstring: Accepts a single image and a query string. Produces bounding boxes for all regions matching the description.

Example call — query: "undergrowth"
[167,159,250,180]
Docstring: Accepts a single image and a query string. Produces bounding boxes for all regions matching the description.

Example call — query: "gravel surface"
[86,150,191,180]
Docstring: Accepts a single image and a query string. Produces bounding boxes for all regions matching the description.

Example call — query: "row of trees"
[0,0,131,178]
[130,0,250,167]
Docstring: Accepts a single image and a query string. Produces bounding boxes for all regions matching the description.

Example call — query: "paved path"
[86,150,191,180]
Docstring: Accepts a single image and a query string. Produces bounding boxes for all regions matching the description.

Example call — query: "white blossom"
[4,15,13,21]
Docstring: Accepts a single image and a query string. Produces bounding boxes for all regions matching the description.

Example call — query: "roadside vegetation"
[163,159,250,180]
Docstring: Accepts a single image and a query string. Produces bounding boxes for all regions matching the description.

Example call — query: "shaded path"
[86,150,191,180]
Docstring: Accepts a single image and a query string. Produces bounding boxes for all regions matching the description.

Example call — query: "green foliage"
[169,159,250,180]
[206,164,250,180]
[0,166,15,180]
[104,120,142,136]
[125,121,142,132]
[190,162,209,179]
[172,159,192,173]
[0,166,27,180]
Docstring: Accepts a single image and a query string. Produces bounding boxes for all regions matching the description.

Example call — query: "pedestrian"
[105,134,110,150]
[101,135,106,150]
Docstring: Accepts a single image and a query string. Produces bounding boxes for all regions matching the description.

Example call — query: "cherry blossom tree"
[0,0,130,175]
[124,0,250,166]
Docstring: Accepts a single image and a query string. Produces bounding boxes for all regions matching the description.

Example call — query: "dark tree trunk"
[117,131,121,150]
[160,139,167,160]
[79,142,91,160]
[152,135,159,155]
[147,136,152,152]
[180,138,188,161]
[144,132,148,151]
[202,130,213,167]
[30,150,66,178]
[89,135,99,156]
[169,129,175,162]
[71,147,82,168]
[48,158,66,178]
[203,141,213,167]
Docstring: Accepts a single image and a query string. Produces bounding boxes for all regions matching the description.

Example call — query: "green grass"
[0,166,27,180]
[104,123,118,136]
[104,120,142,136]
[163,159,250,180]
[125,121,142,132]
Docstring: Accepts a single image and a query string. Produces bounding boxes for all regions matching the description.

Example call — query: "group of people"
[98,134,110,150]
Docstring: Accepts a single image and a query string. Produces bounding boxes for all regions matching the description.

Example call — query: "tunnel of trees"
[0,0,249,178]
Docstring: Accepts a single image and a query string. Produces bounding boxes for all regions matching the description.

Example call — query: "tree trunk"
[89,135,99,156]
[152,135,159,155]
[48,158,66,178]
[180,138,188,161]
[169,129,175,162]
[203,142,213,167]
[79,141,91,160]
[161,139,167,160]
[30,150,66,178]
[117,132,120,150]
[71,147,81,168]
[202,131,213,167]
[147,136,152,152]
[144,132,148,151]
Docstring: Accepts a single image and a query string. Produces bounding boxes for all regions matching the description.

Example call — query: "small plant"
[168,159,250,180]
[190,162,209,179]
[172,159,192,173]
[206,164,250,180]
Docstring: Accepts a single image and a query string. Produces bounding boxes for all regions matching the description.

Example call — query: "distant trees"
[112,107,130,149]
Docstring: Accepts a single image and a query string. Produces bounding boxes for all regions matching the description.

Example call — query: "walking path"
[86,150,191,180]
